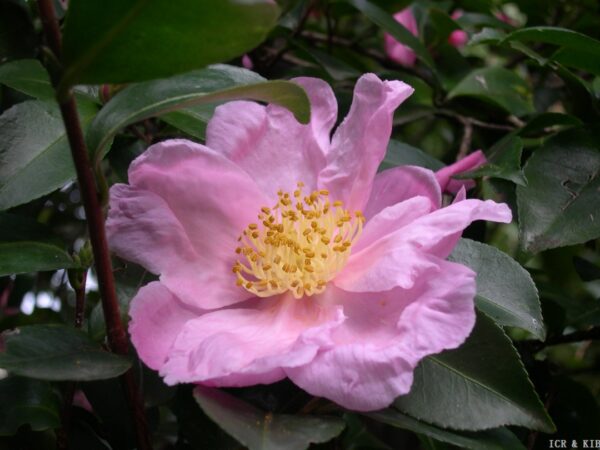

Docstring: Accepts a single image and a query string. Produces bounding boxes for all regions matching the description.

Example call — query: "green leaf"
[0,59,100,103]
[86,65,311,161]
[518,112,582,136]
[449,239,545,339]
[0,99,97,210]
[368,410,525,450]
[346,0,435,69]
[447,67,534,117]
[0,324,132,381]
[0,59,54,101]
[517,128,600,253]
[194,386,345,450]
[161,103,217,140]
[294,43,361,81]
[381,140,444,171]
[0,376,61,436]
[0,242,78,276]
[458,136,527,186]
[61,0,280,86]
[394,313,555,432]
[503,26,600,56]
[469,28,506,46]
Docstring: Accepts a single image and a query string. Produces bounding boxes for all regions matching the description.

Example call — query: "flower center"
[233,182,365,299]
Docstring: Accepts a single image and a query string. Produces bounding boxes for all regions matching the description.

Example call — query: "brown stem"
[521,326,600,353]
[457,120,473,161]
[36,1,152,449]
[74,270,87,329]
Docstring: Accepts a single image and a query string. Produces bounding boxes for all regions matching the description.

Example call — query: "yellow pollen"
[232,182,365,299]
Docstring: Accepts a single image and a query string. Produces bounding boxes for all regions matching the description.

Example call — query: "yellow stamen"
[232,182,364,298]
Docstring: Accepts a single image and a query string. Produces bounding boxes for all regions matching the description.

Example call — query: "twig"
[458,120,473,161]
[521,327,600,353]
[36,1,152,449]
[436,109,516,131]
[56,269,87,450]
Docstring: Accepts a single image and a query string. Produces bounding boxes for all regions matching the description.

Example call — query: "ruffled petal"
[384,9,419,67]
[107,184,199,275]
[109,139,269,309]
[205,78,337,199]
[319,74,414,211]
[334,243,438,293]
[129,282,199,371]
[357,196,434,252]
[287,258,476,411]
[357,198,511,263]
[363,165,442,220]
[435,150,486,194]
[396,198,512,258]
[160,295,343,387]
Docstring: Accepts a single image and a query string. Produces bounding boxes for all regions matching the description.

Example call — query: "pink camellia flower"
[107,74,511,411]
[437,150,487,194]
[385,8,469,66]
[448,10,469,48]
[384,8,419,67]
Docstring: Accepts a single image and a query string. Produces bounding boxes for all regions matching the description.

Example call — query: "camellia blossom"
[384,8,419,67]
[107,73,511,411]
[385,8,469,67]
[448,10,469,48]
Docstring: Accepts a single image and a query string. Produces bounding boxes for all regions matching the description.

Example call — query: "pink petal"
[435,150,486,194]
[129,282,199,371]
[288,259,476,411]
[384,8,419,67]
[448,11,468,48]
[335,242,439,292]
[205,77,337,199]
[394,198,512,258]
[319,74,414,210]
[241,54,254,70]
[160,295,343,386]
[355,196,434,253]
[109,139,269,309]
[363,165,442,220]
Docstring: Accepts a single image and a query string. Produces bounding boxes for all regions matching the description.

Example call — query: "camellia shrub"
[0,1,599,449]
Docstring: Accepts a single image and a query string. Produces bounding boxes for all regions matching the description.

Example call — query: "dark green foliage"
[1,0,600,448]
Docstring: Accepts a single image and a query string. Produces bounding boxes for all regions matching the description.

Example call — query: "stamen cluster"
[233,182,364,298]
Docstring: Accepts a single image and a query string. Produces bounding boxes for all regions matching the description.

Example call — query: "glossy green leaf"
[61,0,280,86]
[86,65,310,161]
[0,242,77,276]
[0,213,76,277]
[447,67,534,116]
[395,313,554,432]
[458,136,527,186]
[368,410,525,450]
[381,140,444,171]
[517,128,600,253]
[0,59,54,101]
[0,324,132,381]
[503,26,600,56]
[518,112,582,136]
[346,0,435,69]
[0,59,99,103]
[194,386,345,450]
[0,376,61,436]
[161,103,217,140]
[449,239,545,339]
[469,27,506,46]
[0,99,97,210]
